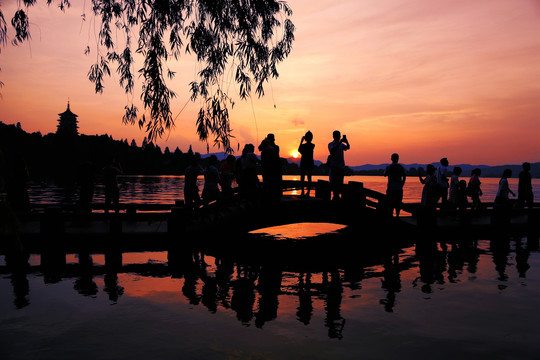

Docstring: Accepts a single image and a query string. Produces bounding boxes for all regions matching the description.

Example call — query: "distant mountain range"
[350,162,540,178]
[200,152,539,178]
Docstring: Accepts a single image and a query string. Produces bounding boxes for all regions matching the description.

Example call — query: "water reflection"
[249,223,347,241]
[1,233,540,343]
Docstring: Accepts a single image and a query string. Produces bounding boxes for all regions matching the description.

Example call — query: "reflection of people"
[258,134,282,203]
[517,162,534,209]
[202,155,221,204]
[323,270,345,339]
[298,131,315,197]
[296,272,313,325]
[384,153,406,217]
[327,130,350,200]
[184,152,203,210]
[103,157,122,214]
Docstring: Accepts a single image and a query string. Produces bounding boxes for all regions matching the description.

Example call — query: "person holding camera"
[327,130,350,200]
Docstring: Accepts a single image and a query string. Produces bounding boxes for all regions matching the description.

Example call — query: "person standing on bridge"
[384,153,406,217]
[103,157,122,214]
[259,134,283,204]
[419,164,437,210]
[237,144,260,198]
[202,155,221,204]
[517,162,533,209]
[436,157,450,207]
[495,169,515,207]
[467,168,483,211]
[219,154,236,199]
[327,130,350,201]
[184,152,203,210]
[298,130,315,197]
[448,166,462,210]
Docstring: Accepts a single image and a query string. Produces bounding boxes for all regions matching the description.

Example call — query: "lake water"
[26,175,540,206]
[2,175,540,359]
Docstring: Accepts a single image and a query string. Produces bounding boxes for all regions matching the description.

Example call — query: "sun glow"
[291,151,300,159]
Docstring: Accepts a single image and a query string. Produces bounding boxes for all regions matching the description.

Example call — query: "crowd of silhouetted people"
[384,154,535,220]
[0,130,535,218]
[181,129,352,210]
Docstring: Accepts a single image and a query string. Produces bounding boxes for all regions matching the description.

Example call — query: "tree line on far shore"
[1,122,537,188]
[0,122,325,186]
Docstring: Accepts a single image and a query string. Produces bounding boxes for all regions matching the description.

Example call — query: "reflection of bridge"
[3,179,540,254]
[2,233,537,338]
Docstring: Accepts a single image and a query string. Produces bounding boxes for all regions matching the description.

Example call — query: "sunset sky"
[1,0,540,166]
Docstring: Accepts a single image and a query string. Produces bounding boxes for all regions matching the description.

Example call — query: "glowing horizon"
[1,0,540,166]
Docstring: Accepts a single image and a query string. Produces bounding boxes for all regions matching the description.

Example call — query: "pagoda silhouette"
[56,101,79,137]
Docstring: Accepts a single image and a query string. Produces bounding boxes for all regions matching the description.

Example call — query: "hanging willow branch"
[1,0,295,153]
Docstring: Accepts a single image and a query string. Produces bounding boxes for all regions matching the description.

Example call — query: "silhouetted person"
[456,179,469,213]
[384,153,406,217]
[76,159,95,213]
[184,152,203,210]
[258,133,282,203]
[496,169,515,205]
[202,154,221,204]
[327,130,350,200]
[103,157,122,214]
[237,144,260,197]
[495,168,515,209]
[448,166,462,209]
[419,164,437,210]
[467,168,483,211]
[298,131,315,197]
[418,164,437,226]
[517,162,533,209]
[219,154,236,198]
[436,157,450,206]
[494,169,515,229]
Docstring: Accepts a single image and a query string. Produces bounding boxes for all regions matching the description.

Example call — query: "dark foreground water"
[2,228,540,360]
